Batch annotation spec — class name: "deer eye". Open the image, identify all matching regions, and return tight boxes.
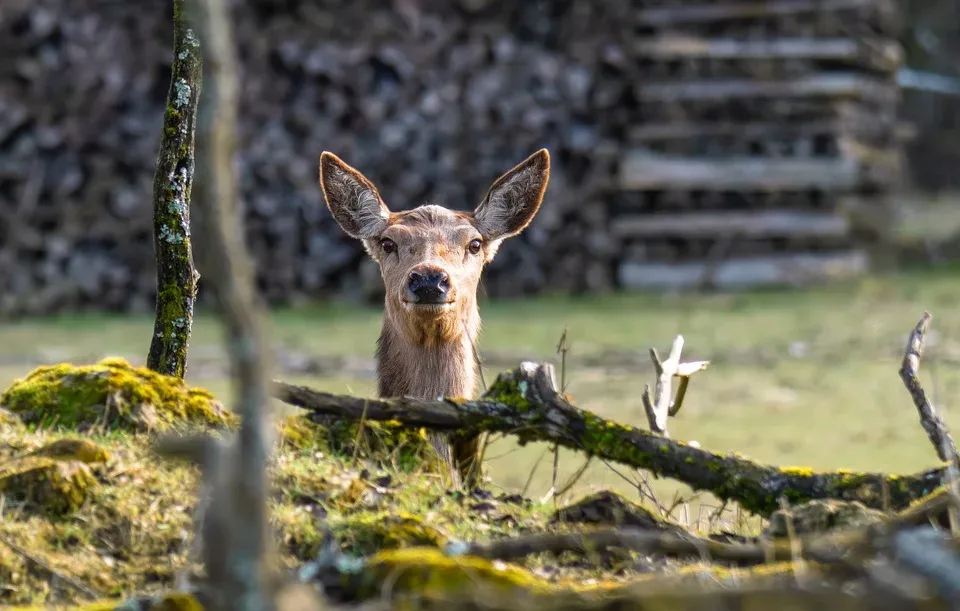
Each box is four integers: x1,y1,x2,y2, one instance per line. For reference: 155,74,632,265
381,238,396,254
467,239,482,255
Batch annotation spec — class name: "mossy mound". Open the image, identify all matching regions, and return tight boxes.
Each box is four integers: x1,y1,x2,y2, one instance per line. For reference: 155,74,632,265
763,499,886,537
550,490,687,535
357,547,554,602
14,438,112,464
335,511,449,556
0,358,237,433
0,457,99,517
278,413,439,471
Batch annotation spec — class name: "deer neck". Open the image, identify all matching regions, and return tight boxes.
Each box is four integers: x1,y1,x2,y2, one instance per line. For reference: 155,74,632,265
375,309,480,401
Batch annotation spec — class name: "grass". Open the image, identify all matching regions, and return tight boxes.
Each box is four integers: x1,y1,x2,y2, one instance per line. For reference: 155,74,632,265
2,266,960,605
4,266,960,499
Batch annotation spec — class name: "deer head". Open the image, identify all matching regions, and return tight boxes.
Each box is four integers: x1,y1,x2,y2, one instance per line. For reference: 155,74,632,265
319,150,550,350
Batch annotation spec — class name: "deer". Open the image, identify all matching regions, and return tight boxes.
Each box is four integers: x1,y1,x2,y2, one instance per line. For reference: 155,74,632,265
318,149,551,487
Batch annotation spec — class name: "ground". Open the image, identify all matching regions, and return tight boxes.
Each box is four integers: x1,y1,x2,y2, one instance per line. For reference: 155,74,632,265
1,263,959,606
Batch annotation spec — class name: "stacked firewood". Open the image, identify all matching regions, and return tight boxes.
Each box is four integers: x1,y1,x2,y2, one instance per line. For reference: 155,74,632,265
0,0,629,315
613,0,908,290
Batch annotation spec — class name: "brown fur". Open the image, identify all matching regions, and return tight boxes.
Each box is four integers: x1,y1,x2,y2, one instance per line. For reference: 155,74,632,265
318,149,551,483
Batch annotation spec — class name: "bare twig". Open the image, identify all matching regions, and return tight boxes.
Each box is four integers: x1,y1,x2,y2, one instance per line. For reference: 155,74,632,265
555,456,594,499
641,335,710,436
899,312,959,464
901,313,960,535
146,0,201,379
547,327,570,504
520,446,549,499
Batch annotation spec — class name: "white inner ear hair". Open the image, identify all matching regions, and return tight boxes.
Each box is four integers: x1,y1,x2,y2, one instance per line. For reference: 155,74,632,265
482,164,542,227
328,167,388,238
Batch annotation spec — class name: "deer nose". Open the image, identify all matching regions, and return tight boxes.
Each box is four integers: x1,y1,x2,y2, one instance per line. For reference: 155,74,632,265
408,269,450,304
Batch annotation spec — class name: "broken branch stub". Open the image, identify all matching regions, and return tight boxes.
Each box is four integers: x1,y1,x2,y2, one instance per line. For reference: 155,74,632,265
273,362,944,517
641,335,710,436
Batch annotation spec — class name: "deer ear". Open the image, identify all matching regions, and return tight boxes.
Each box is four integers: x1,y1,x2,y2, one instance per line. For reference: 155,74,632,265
319,152,391,239
473,149,550,240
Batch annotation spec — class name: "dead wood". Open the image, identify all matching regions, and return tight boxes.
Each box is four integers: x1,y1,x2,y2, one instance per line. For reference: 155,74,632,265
459,487,958,567
454,525,805,566
145,0,202,379
273,362,947,517
899,312,959,465
640,334,709,436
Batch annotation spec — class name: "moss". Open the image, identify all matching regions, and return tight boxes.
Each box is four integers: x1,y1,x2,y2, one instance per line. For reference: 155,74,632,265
148,593,204,611
279,414,435,471
358,547,553,601
0,358,236,433
165,106,183,122
0,457,98,517
335,511,449,556
779,466,815,477
355,547,813,605
11,593,204,611
0,407,21,426
483,375,533,413
14,438,111,464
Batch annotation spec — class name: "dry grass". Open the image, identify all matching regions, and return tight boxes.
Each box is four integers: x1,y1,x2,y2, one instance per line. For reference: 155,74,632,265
2,265,960,605
4,266,960,505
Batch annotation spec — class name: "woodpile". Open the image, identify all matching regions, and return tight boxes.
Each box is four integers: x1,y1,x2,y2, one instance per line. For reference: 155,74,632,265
0,0,912,314
0,0,629,315
613,0,909,290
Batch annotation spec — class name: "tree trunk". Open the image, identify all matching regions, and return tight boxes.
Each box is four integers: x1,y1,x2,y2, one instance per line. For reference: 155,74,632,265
147,0,202,378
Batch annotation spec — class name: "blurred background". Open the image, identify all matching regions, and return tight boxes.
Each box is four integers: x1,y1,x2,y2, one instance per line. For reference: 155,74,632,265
1,0,960,512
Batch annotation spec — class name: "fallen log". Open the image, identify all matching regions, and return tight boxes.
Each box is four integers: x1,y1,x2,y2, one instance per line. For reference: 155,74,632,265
272,362,946,517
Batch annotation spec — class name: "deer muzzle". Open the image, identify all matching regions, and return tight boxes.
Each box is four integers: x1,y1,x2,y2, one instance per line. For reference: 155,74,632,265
405,267,452,306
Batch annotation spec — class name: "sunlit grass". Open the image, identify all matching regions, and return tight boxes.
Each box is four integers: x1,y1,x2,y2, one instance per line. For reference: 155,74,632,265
3,265,960,506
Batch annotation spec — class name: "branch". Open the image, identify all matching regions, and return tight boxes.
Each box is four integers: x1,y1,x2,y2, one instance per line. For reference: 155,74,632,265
456,526,788,565
314,543,951,611
899,312,959,464
460,486,958,566
160,0,276,609
146,0,202,379
640,335,709,436
273,362,946,516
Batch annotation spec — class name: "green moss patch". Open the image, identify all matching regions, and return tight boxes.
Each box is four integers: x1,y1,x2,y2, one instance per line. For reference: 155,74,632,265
333,511,449,556
0,458,99,517
277,413,438,472
0,358,237,433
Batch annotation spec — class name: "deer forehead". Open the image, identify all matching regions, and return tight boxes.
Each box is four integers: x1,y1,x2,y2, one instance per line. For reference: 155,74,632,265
386,206,481,247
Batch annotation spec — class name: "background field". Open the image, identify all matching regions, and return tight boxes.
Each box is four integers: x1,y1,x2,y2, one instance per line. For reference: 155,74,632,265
5,260,959,525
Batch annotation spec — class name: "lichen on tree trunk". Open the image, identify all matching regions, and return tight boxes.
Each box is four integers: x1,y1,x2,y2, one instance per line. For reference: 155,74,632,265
147,0,202,379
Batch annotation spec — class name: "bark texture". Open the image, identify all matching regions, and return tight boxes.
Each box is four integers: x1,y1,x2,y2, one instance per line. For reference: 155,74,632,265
274,362,947,517
146,0,201,379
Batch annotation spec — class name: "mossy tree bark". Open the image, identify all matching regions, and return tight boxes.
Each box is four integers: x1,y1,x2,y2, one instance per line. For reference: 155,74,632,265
273,362,947,517
147,0,202,379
